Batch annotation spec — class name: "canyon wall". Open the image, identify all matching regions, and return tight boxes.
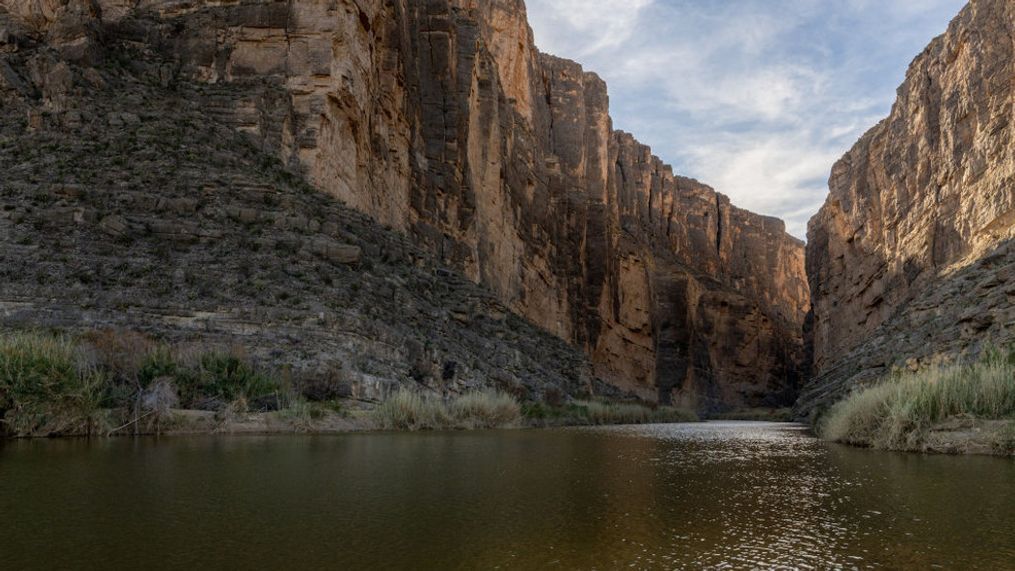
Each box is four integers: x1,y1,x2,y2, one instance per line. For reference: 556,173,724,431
799,0,1014,416
1,0,809,410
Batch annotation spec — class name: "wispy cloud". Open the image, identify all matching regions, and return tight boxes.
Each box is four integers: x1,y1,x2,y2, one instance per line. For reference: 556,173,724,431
526,0,655,57
525,0,966,238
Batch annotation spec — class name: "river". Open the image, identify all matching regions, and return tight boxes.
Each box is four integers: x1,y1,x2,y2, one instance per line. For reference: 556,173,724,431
1,422,1012,569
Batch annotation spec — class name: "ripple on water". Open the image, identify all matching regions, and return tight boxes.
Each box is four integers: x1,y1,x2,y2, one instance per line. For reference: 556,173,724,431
0,421,1011,569
576,421,1012,570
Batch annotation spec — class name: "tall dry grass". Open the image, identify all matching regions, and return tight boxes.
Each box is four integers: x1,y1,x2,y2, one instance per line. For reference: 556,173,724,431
522,399,698,426
821,347,1015,451
0,330,285,437
0,331,110,436
450,391,522,429
372,389,521,431
580,401,698,425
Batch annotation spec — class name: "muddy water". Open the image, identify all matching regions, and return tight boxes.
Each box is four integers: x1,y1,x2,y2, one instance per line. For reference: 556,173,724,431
1,422,1012,569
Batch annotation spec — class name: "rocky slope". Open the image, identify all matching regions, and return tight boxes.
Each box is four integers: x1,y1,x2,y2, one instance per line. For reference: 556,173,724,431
0,0,808,411
799,0,1014,417
0,4,622,405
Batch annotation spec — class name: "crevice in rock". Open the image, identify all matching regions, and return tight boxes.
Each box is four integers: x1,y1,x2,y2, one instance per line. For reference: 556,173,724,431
715,193,723,256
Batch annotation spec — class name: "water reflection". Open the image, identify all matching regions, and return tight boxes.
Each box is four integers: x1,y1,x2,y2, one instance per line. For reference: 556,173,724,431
1,422,1011,569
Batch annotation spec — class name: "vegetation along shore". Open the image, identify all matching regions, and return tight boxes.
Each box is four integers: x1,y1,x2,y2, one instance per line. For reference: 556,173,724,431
820,347,1015,456
0,329,698,438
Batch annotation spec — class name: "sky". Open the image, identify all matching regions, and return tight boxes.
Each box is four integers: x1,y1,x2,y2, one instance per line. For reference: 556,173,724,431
525,0,967,239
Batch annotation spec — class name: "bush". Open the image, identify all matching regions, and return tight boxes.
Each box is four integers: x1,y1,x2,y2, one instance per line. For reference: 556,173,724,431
189,353,278,405
135,348,278,411
0,331,110,437
822,347,1015,451
137,346,179,388
0,330,283,437
82,329,154,381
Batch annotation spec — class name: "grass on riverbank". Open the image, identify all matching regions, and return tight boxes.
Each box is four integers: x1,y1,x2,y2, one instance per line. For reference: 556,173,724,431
372,391,698,431
0,330,308,437
0,332,110,436
522,400,698,427
821,347,1015,453
372,390,521,430
2,330,699,437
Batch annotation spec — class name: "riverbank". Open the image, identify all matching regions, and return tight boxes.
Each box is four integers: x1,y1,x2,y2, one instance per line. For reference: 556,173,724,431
706,408,794,422
32,400,702,438
0,402,703,439
820,347,1015,456
0,330,698,439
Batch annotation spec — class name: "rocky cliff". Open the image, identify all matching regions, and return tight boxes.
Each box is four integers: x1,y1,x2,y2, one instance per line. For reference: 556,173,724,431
799,0,1014,416
0,3,621,405
0,0,808,411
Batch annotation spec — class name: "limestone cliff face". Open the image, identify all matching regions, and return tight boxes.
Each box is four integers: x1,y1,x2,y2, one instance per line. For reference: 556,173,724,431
2,0,808,410
799,0,1014,416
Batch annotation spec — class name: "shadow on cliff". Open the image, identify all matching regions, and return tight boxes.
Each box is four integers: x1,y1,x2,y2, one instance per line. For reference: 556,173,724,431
648,245,805,413
796,235,1014,420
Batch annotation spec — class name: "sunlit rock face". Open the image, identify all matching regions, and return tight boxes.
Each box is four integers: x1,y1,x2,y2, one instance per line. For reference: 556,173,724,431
799,0,1014,417
0,0,809,411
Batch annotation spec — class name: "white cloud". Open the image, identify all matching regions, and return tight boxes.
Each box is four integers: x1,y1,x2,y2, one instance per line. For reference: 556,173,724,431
525,0,967,239
679,132,841,237
526,0,655,57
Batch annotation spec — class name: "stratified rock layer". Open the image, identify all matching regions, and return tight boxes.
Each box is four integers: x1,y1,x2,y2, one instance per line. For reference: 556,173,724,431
0,0,809,411
799,0,1014,416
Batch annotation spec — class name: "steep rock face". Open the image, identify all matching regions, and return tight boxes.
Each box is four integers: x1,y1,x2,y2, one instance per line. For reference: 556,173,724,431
1,0,809,410
799,0,1014,416
0,20,616,404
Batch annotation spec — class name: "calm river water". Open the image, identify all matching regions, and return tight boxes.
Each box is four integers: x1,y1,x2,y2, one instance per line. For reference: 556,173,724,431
1,422,1012,569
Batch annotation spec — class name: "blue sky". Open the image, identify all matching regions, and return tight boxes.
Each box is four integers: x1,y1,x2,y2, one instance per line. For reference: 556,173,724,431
525,0,967,238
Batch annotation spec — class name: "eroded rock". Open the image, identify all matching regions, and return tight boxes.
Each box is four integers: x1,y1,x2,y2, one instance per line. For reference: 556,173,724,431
0,0,811,411
799,0,1014,418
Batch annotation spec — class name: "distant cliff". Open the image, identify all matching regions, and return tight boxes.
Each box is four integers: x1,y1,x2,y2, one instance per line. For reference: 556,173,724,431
0,0,809,411
799,0,1014,416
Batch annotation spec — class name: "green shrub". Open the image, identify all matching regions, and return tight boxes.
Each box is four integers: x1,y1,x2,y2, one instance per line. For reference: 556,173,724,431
137,346,178,388
0,332,110,437
520,402,554,420
137,350,278,411
192,353,277,404
822,348,1015,450
583,401,646,425
0,330,283,435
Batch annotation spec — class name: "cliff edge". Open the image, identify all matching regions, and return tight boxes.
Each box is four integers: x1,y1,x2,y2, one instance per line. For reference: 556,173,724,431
799,0,1014,417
